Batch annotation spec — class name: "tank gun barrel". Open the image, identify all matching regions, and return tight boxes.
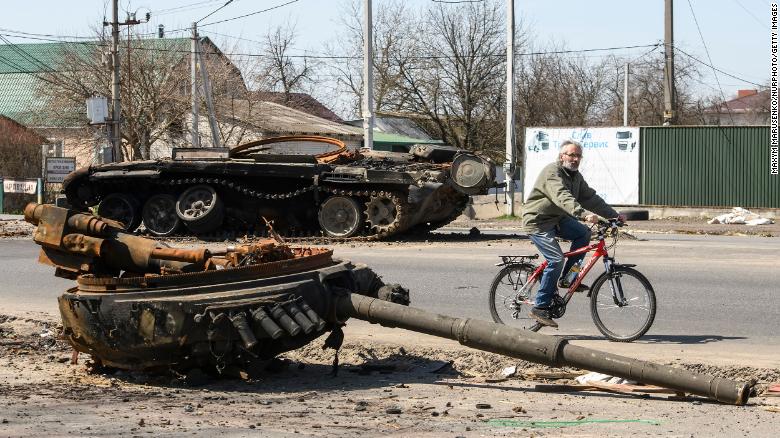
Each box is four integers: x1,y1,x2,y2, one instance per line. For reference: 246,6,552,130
338,293,750,405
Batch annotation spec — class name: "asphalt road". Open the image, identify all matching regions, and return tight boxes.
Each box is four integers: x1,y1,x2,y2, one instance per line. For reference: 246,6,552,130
1,232,778,366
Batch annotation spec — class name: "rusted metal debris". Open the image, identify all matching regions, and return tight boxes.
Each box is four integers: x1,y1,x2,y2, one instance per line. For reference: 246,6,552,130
27,202,752,405
26,202,406,373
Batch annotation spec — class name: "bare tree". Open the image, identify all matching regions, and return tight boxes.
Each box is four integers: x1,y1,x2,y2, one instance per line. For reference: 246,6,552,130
515,47,611,126
599,51,707,126
255,23,317,101
326,0,417,118
393,0,508,153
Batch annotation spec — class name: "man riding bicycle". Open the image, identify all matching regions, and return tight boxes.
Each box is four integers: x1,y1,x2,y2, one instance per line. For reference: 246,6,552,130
522,140,625,328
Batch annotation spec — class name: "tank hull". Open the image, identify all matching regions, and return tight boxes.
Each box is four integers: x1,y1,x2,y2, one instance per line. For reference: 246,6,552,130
63,137,495,239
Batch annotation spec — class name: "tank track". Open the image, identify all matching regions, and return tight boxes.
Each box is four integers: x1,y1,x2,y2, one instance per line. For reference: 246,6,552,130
136,178,415,242
160,177,318,200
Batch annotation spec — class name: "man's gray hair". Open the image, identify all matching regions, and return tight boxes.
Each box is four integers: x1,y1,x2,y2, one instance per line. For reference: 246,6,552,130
559,139,582,151
557,140,582,166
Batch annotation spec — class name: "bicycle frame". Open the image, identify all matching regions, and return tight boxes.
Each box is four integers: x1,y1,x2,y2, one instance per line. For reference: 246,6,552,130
527,234,614,306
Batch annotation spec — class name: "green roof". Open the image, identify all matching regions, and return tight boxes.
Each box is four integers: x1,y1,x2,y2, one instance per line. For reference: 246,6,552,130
0,38,192,127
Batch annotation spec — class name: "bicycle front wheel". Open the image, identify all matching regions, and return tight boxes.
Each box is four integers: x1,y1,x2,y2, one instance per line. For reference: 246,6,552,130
488,264,542,331
589,266,656,342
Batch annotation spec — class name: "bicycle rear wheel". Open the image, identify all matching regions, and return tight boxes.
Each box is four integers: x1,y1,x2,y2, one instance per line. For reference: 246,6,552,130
488,264,542,331
589,266,656,342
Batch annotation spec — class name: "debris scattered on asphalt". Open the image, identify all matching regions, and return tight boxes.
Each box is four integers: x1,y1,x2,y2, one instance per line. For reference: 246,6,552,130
486,418,662,429
708,207,774,226
524,370,584,380
385,406,402,414
576,371,636,385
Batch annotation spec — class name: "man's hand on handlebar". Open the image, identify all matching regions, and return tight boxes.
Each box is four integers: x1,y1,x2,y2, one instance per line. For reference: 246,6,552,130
586,214,627,227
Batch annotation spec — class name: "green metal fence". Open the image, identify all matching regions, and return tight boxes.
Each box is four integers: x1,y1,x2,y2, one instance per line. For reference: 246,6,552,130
639,126,778,208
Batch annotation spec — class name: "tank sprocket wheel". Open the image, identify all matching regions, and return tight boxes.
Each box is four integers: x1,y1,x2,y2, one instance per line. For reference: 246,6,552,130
364,193,402,233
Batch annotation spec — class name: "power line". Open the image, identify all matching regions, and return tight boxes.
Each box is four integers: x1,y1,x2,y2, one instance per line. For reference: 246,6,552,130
674,47,763,87
153,0,225,15
128,0,301,37
0,27,94,40
686,0,734,125
0,33,662,62
731,0,769,30
0,35,56,74
199,0,300,27
197,0,235,24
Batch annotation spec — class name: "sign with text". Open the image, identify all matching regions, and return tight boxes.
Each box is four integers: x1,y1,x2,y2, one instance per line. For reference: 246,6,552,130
523,127,640,205
3,178,38,194
46,157,76,183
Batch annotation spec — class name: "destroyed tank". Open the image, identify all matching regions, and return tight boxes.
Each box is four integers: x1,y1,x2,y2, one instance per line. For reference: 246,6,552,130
26,202,752,405
62,136,496,239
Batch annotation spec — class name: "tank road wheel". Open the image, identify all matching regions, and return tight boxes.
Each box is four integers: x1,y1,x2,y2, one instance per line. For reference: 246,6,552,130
365,194,400,234
142,194,181,237
175,185,225,234
318,196,363,238
97,193,141,232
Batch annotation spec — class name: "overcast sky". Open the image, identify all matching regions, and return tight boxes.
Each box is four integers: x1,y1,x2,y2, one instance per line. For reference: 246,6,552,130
0,0,769,101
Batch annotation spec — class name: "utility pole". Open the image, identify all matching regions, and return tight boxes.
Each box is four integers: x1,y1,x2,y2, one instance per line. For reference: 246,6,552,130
110,0,122,161
104,1,142,162
623,63,629,126
362,0,374,150
663,0,676,125
504,0,516,216
191,23,200,148
197,43,221,148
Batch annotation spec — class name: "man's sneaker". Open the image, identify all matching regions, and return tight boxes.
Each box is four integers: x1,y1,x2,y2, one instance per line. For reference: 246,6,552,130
529,307,558,328
558,279,589,292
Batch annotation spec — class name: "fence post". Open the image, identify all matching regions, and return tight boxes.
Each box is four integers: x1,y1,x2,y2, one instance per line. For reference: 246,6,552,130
0,177,4,214
37,178,43,205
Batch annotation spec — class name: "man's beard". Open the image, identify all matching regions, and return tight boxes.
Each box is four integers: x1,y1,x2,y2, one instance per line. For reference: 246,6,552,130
562,161,579,171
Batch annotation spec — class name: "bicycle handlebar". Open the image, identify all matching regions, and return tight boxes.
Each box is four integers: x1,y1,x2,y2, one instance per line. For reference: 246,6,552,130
596,218,625,234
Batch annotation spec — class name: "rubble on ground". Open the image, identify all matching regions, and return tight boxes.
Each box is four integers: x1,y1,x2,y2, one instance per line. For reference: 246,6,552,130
708,207,775,226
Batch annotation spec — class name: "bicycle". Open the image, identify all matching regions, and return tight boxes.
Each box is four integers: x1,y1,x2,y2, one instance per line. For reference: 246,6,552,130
488,219,656,342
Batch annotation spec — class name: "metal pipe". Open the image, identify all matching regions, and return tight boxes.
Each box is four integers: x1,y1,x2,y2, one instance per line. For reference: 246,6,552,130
338,294,750,405
150,247,210,265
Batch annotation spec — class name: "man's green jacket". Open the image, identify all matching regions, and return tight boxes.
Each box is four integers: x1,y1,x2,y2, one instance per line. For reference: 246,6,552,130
521,162,619,233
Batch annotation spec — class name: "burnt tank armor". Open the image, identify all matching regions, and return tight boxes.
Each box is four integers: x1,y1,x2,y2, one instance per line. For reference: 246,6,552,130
63,136,496,240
